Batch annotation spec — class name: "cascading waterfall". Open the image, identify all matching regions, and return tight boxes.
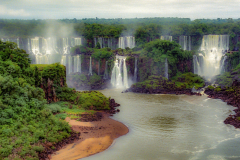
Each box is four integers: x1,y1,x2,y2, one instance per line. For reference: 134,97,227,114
27,38,31,52
220,55,228,73
118,37,125,49
118,36,135,49
31,37,51,64
123,59,129,88
89,56,92,76
35,55,49,64
73,55,81,73
133,57,138,82
194,35,229,79
61,55,67,66
189,36,191,51
68,56,72,74
104,61,108,79
160,36,172,41
63,38,69,54
16,38,19,47
72,37,82,46
111,56,129,88
179,36,191,50
164,58,169,79
31,37,40,55
193,55,201,75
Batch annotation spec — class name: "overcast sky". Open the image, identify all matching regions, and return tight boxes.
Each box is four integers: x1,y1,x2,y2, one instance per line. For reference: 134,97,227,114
0,0,239,20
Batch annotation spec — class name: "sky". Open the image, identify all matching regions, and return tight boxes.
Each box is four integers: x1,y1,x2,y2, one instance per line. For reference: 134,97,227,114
0,0,240,20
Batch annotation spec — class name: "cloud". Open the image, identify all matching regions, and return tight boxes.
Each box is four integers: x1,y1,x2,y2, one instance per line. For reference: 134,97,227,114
0,5,30,17
0,0,240,19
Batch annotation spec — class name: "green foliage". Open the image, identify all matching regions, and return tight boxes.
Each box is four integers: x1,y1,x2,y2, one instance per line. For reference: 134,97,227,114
92,48,113,60
215,71,234,87
55,113,67,120
131,72,204,91
171,72,205,89
78,91,110,110
89,73,102,85
214,87,222,92
0,40,72,159
207,85,215,90
135,39,193,81
30,63,66,87
45,104,62,113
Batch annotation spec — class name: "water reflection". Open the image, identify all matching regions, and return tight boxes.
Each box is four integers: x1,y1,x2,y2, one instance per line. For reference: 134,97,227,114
149,116,177,131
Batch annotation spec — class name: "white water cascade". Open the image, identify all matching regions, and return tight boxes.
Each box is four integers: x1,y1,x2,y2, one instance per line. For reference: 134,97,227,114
31,37,40,55
31,37,50,64
42,37,58,55
61,55,67,66
68,56,72,74
118,36,135,49
194,35,229,79
123,59,129,88
62,38,70,54
193,55,201,75
89,57,92,76
179,36,191,50
164,58,169,79
220,55,228,73
133,57,138,82
71,37,83,46
94,37,116,49
73,55,81,73
160,36,172,41
111,56,129,88
104,61,108,79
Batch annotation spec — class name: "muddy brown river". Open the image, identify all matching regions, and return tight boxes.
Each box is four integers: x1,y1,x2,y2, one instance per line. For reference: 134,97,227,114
81,89,240,160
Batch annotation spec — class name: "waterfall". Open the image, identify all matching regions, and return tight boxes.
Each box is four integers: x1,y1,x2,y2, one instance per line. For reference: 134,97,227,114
123,58,129,88
63,38,69,54
73,55,81,73
161,36,172,41
27,38,31,53
73,37,82,46
118,37,125,49
16,38,19,47
193,55,201,75
179,36,191,50
35,55,49,64
31,37,40,55
164,58,169,79
111,56,129,88
61,55,67,66
220,55,228,73
89,56,92,76
104,61,108,79
196,35,229,79
42,37,58,55
118,36,135,49
68,56,72,74
133,57,138,82
79,55,82,73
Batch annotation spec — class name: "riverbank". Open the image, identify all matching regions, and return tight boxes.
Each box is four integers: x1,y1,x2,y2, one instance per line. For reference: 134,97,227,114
204,84,240,128
49,112,128,160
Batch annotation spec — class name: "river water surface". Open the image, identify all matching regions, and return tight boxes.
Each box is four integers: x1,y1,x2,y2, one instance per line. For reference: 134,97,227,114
82,89,240,160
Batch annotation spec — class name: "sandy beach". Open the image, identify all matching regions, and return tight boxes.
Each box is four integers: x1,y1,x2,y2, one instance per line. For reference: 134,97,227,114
50,113,129,160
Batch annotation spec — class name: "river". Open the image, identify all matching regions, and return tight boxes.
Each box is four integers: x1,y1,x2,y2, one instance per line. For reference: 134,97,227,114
82,89,240,160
